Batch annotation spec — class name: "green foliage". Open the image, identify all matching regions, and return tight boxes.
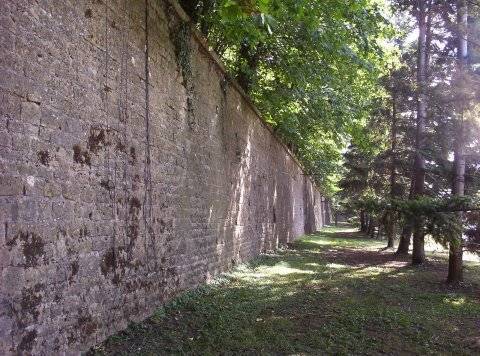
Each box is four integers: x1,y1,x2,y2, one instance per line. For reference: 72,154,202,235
181,0,395,194
358,195,480,248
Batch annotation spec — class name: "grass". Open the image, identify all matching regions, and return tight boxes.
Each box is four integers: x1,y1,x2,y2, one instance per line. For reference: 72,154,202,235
91,226,480,355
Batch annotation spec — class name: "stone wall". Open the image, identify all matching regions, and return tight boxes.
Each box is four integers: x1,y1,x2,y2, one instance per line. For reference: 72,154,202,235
0,0,326,353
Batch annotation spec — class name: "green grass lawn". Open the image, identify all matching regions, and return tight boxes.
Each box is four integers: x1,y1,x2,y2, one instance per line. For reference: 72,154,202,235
91,226,480,355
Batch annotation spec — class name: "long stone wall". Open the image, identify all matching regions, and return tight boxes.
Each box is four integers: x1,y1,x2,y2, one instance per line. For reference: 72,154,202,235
0,0,326,353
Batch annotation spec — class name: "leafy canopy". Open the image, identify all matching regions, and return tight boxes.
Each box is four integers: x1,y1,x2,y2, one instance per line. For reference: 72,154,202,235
181,0,395,194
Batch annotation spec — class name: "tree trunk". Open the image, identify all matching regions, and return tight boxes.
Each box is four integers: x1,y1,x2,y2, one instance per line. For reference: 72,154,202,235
397,162,416,255
386,88,398,249
411,0,430,266
368,218,376,239
447,0,468,284
412,219,425,265
396,224,412,255
377,224,383,240
385,214,395,248
360,210,367,232
448,242,463,283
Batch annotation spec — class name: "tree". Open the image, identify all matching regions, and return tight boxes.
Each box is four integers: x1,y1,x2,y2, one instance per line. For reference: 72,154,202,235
447,0,468,284
410,0,433,265
384,65,413,248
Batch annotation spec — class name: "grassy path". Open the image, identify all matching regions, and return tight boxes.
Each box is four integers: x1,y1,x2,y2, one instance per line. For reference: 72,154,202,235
92,226,480,355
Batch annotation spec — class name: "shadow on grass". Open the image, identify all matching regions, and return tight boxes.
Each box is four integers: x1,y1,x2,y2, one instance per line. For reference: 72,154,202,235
92,226,480,355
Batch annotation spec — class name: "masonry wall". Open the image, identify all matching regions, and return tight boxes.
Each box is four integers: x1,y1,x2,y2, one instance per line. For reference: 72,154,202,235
0,0,326,353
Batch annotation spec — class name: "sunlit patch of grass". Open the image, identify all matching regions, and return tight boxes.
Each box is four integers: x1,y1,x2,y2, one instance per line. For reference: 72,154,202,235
91,225,480,356
256,261,315,276
444,295,466,306
325,262,348,269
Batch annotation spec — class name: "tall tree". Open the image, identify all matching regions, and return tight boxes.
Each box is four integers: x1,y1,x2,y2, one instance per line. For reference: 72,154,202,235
411,0,432,265
384,67,410,248
447,0,468,284
385,96,398,248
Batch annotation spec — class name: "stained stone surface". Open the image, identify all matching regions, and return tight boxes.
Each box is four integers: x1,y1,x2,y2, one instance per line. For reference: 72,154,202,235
0,0,327,353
